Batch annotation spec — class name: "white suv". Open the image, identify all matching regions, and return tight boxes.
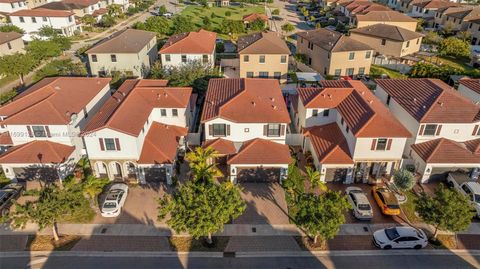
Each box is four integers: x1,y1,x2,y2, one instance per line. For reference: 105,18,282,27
373,226,428,250
345,187,373,220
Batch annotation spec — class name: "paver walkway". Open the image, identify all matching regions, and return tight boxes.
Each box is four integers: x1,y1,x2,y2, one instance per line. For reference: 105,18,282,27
72,235,171,251
225,236,301,252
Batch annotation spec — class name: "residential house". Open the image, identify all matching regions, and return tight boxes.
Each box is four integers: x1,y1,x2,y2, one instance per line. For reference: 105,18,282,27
207,0,229,6
354,10,418,31
338,0,391,18
458,79,480,103
350,24,424,58
0,0,27,15
467,19,480,45
159,29,216,69
291,80,410,183
297,28,373,77
86,29,157,78
0,31,24,56
375,78,480,182
37,0,103,18
9,8,79,40
82,79,195,184
237,31,290,82
242,13,268,28
433,5,480,31
201,78,291,183
103,0,129,10
0,77,112,181
410,0,459,22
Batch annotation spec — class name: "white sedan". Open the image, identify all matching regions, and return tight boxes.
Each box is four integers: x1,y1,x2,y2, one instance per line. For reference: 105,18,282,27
373,226,428,250
345,187,373,220
100,184,128,217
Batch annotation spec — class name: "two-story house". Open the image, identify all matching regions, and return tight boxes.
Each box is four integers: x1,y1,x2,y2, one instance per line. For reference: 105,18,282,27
9,8,80,40
237,31,290,83
297,28,373,77
82,79,195,185
0,31,24,56
350,24,424,58
354,10,418,31
338,0,391,18
159,29,216,69
201,78,291,183
458,79,480,103
38,0,103,18
433,5,480,31
0,0,27,15
410,0,459,23
375,78,480,182
86,29,157,78
0,77,112,182
293,80,411,184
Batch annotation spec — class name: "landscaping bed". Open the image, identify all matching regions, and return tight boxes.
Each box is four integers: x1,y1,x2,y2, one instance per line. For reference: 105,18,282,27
168,236,229,252
26,235,81,251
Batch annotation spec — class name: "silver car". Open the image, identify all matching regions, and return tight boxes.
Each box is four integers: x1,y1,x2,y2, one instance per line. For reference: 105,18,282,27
100,183,128,217
345,187,373,220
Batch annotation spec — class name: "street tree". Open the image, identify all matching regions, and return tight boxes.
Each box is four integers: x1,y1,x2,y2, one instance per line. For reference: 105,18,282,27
26,39,62,61
423,31,443,45
107,4,123,17
158,5,168,14
438,37,470,58
305,166,326,192
38,26,58,37
0,53,37,84
81,175,110,205
143,16,170,35
0,25,24,34
218,19,245,35
100,15,116,27
186,146,222,183
416,184,475,239
158,181,246,244
282,162,305,204
281,23,295,34
171,15,196,34
393,169,416,192
81,15,97,27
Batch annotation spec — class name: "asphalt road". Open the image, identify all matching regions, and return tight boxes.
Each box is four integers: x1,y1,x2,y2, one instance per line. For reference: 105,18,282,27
2,251,480,269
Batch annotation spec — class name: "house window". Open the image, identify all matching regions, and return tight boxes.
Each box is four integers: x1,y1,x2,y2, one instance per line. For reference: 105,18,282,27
181,55,187,63
259,71,268,78
68,16,72,22
358,67,365,75
19,17,24,23
312,109,318,117
375,138,388,151
280,55,287,63
43,17,47,22
416,38,420,44
91,54,97,62
267,124,280,137
423,124,437,136
346,68,354,76
10,3,14,8
212,124,226,137
348,52,355,60
165,54,171,62
334,69,341,76
323,109,329,117
31,17,36,23
259,55,265,63
406,41,410,48
160,109,167,117
172,109,178,117
366,51,371,59
246,72,254,78
104,138,117,151
32,126,46,137
381,39,386,45
202,54,208,63
386,95,391,105
274,72,281,79
110,54,117,62
341,118,344,125
7,42,11,50
243,55,249,62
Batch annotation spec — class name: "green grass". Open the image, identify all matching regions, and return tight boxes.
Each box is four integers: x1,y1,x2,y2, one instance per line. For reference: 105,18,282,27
400,191,422,224
431,56,475,72
0,74,17,88
370,65,407,79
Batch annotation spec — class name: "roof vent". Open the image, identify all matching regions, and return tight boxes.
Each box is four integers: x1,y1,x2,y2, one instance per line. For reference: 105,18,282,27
251,101,256,106
54,86,61,90
369,100,373,104
361,91,365,95
413,97,417,102
120,91,126,97
270,97,275,102
272,105,277,109
438,102,444,107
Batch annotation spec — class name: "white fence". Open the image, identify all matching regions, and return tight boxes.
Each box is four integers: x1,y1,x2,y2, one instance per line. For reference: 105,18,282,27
286,133,303,146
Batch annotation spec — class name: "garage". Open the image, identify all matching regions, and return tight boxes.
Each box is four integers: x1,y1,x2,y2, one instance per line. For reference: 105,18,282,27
13,167,58,182
429,167,471,181
144,167,167,183
237,167,281,183
324,168,348,182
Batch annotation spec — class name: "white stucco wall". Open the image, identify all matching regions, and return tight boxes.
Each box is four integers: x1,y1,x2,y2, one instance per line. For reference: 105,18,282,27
204,118,287,143
10,14,78,37
160,53,215,68
0,1,27,13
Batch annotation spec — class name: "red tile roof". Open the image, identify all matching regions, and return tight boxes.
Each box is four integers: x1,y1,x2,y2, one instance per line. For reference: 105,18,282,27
0,140,74,164
137,123,187,164
304,123,353,164
243,13,268,22
376,78,480,123
227,138,291,165
159,29,216,54
0,132,12,145
411,138,480,164
459,79,480,95
201,78,291,124
465,138,480,155
92,7,107,16
0,77,111,125
203,138,237,155
298,87,353,108
10,8,74,17
83,79,191,137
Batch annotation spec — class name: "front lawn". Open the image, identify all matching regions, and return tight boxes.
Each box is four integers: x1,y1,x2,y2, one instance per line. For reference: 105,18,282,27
400,191,422,224
370,65,408,79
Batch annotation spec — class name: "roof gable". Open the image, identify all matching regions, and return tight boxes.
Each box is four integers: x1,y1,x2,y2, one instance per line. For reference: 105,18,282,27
227,138,291,164
412,138,480,164
159,29,216,54
304,123,353,164
237,31,290,54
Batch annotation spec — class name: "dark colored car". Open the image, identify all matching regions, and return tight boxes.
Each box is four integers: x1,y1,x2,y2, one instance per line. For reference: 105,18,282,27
0,183,24,216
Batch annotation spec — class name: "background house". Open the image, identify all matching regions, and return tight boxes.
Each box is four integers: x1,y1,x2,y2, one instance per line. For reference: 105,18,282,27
0,31,24,56
354,10,418,31
458,79,480,103
38,0,103,18
0,0,27,14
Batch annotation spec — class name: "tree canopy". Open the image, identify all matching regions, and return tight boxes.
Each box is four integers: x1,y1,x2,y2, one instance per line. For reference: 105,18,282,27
218,19,245,35
393,169,416,192
249,18,266,31
281,23,295,34
438,37,470,58
0,53,37,84
171,15,197,34
0,25,24,34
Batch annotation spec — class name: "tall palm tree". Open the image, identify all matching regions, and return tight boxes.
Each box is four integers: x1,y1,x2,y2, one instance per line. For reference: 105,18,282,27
305,166,327,192
186,147,222,183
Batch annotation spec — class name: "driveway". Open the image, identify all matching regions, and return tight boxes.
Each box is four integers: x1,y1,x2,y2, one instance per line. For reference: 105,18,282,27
234,183,290,225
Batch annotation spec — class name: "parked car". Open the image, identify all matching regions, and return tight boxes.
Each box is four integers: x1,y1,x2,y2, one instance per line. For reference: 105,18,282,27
0,183,24,216
100,183,128,217
162,12,173,18
345,187,373,220
447,172,480,218
373,226,428,249
372,186,401,216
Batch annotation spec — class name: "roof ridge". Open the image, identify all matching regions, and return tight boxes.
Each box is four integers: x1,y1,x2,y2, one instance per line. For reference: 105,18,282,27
425,138,445,162
419,79,447,122
217,79,247,116
227,138,262,163
46,141,64,162
103,80,141,128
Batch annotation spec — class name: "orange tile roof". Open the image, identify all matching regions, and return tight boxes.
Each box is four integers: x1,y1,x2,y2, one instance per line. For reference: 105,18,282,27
137,123,187,164
297,87,353,108
411,138,480,164
0,140,74,164
0,132,12,145
203,138,237,155
304,123,353,164
83,79,191,136
92,8,107,16
243,13,268,22
201,78,290,124
0,77,111,125
227,138,291,165
376,78,480,123
159,29,216,54
10,8,74,17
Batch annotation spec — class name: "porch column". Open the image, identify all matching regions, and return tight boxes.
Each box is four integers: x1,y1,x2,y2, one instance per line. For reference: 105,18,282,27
345,167,353,184
138,167,146,184
166,165,173,185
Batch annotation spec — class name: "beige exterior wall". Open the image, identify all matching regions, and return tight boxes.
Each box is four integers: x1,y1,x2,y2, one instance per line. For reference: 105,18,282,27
238,53,289,83
356,20,417,32
0,37,24,56
350,33,422,58
469,22,480,45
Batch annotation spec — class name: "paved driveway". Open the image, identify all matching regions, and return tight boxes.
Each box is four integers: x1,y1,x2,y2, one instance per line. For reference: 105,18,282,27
234,183,290,225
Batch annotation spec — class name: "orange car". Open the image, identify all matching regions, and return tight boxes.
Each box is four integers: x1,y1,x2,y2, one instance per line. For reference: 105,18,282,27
372,186,401,216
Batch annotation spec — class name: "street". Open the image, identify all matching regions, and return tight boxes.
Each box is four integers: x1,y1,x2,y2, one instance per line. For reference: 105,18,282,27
1,250,479,269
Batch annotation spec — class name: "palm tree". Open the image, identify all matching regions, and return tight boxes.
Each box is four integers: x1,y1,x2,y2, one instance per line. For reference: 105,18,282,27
186,147,222,183
305,166,327,192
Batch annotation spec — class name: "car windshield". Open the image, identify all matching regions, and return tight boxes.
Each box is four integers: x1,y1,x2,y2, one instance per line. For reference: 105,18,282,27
106,190,123,201
103,202,117,208
358,204,371,211
475,194,480,203
387,204,400,209
384,228,399,241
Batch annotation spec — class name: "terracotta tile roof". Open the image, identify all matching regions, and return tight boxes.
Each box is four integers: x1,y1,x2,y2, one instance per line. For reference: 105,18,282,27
376,78,480,123
63,0,99,6
0,140,74,164
0,0,24,3
0,132,12,145
459,79,480,95
465,138,480,155
237,31,290,54
298,80,411,138
92,7,107,16
356,10,417,22
412,0,459,9
203,138,237,155
227,138,291,165
137,123,187,164
83,79,191,136
304,123,353,164
86,29,156,54
10,8,74,17
38,1,90,10
159,29,216,54
350,24,424,42
0,32,22,45
297,28,372,53
446,6,480,21
243,13,268,22
411,138,480,164
201,78,290,124
0,77,111,125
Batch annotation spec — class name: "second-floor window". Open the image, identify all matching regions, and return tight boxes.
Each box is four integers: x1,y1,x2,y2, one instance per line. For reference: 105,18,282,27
246,72,254,78
243,55,249,62
181,55,187,63
31,126,47,137
31,17,36,23
381,39,386,46
374,138,388,151
19,17,24,23
267,124,280,137
366,51,371,59
406,41,410,48
91,54,97,62
160,109,167,117
7,42,11,50
102,138,120,151
312,109,318,117
259,55,265,63
43,16,47,22
202,54,208,63
423,124,438,136
172,109,178,117
280,55,287,63
348,52,355,60
165,54,171,62
110,54,117,62
323,109,329,117
212,124,226,137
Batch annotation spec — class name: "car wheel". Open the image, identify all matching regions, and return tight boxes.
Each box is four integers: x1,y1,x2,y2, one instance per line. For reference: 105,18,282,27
413,245,422,250
383,245,392,250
